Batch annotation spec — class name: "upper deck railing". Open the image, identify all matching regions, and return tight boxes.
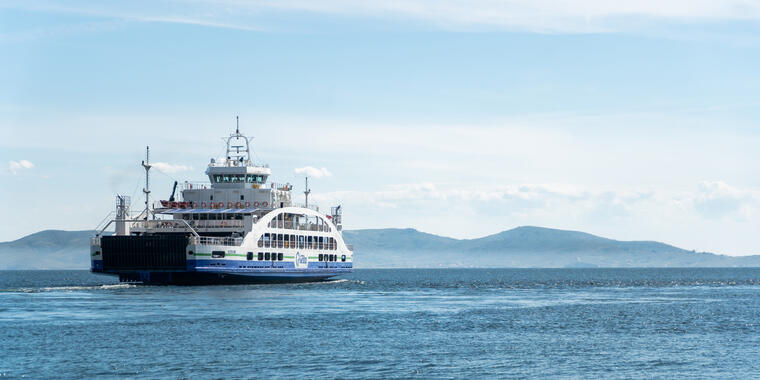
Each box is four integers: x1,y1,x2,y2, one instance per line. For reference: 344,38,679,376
180,182,211,191
294,204,320,212
179,181,290,192
190,236,243,246
130,219,244,230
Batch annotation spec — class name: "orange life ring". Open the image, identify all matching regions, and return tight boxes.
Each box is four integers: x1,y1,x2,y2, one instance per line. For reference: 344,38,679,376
262,201,268,208
245,202,251,207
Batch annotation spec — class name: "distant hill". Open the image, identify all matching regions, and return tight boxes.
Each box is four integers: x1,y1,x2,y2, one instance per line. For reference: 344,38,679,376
343,227,760,268
0,230,103,269
1,227,759,269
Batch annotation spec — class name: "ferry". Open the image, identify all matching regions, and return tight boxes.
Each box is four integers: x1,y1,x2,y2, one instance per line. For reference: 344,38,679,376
89,121,353,285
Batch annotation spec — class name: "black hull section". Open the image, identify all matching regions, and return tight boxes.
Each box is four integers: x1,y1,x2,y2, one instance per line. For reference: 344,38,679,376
102,235,188,271
102,271,339,285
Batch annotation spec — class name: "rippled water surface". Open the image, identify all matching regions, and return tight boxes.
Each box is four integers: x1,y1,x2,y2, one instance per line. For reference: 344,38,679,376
1,268,759,378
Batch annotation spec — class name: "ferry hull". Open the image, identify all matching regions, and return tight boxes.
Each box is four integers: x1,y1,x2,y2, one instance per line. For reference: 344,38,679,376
94,268,347,285
137,271,340,285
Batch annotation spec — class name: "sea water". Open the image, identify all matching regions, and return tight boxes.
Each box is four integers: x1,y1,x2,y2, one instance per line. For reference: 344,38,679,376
1,268,759,378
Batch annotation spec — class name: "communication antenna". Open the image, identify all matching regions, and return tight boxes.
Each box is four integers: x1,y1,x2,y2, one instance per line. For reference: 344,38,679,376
304,177,311,207
141,146,152,220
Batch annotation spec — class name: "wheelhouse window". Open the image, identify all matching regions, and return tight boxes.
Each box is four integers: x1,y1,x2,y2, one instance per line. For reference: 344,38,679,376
245,175,266,184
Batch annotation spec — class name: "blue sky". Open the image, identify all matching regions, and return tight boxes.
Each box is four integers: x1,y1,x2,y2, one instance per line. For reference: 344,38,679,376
2,1,760,255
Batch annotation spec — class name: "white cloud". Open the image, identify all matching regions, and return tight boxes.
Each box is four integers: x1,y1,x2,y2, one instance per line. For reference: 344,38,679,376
152,162,193,174
5,0,760,34
8,160,34,174
294,166,332,178
255,0,760,32
692,180,757,220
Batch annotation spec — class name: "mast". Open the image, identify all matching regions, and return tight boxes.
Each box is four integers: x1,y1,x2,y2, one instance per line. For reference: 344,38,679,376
141,146,152,220
304,177,311,207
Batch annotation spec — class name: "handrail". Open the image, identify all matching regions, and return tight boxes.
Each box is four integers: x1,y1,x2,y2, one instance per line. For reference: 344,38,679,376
96,218,205,237
180,182,211,190
294,204,320,212
129,219,243,232
190,236,243,246
96,220,114,237
179,219,200,237
93,211,115,233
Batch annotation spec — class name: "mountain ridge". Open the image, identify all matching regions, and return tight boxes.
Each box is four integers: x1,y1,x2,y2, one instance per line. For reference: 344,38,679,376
2,227,758,269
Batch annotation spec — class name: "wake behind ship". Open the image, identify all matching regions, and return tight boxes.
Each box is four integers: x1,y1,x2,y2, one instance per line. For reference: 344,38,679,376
90,122,353,285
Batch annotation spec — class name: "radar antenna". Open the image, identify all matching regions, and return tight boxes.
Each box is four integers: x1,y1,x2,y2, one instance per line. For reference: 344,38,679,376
225,116,252,163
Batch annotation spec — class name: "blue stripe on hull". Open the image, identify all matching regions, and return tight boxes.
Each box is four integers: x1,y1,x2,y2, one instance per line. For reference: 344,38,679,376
91,259,352,285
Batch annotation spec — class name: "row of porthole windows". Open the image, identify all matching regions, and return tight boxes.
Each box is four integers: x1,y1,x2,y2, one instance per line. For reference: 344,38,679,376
320,254,346,262
258,233,337,250
245,252,284,261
